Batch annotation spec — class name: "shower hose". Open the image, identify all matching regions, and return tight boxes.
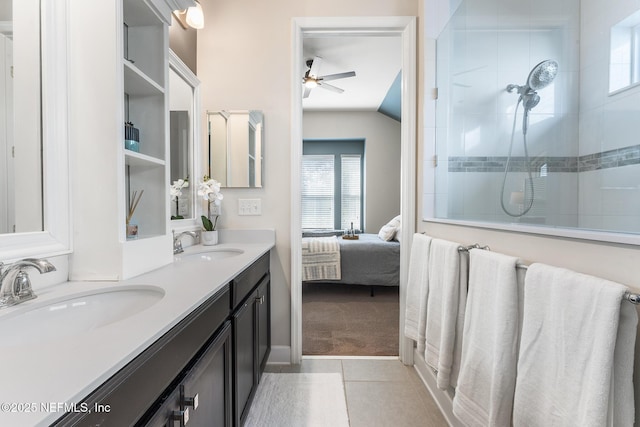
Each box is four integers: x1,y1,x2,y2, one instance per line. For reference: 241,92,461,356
500,97,535,217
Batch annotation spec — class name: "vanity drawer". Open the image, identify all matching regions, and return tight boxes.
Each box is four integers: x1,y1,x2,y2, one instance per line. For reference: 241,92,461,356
231,252,269,310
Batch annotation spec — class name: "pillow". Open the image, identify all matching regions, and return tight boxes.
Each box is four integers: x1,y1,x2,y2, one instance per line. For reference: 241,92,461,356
378,215,401,241
394,224,402,242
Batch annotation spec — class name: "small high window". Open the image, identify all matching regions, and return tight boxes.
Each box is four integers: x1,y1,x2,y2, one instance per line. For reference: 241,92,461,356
609,11,640,94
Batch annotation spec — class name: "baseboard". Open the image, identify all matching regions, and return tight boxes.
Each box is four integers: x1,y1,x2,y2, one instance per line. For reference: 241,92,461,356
267,345,291,365
412,349,465,427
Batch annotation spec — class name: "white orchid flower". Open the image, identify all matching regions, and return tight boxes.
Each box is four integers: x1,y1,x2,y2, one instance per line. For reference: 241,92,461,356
170,179,189,200
198,177,223,202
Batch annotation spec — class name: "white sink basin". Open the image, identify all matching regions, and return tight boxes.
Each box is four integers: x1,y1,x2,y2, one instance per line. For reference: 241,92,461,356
0,286,165,347
175,247,244,262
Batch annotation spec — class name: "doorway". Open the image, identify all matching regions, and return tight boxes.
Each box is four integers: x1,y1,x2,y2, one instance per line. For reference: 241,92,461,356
290,17,417,365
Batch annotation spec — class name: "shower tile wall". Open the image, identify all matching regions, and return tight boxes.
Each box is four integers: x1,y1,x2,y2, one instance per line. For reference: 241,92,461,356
434,0,581,225
431,0,640,233
578,0,640,231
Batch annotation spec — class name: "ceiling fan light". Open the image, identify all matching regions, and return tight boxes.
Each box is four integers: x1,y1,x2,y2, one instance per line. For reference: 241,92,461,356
186,1,204,29
304,78,318,88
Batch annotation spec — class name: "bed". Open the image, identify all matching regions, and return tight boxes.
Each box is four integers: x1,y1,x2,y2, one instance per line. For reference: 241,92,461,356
301,233,400,288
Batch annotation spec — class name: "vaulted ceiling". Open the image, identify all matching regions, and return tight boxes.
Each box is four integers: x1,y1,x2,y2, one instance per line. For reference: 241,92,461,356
302,36,402,120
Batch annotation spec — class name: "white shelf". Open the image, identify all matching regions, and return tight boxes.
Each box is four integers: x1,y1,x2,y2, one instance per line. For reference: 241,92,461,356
125,150,166,168
124,60,164,96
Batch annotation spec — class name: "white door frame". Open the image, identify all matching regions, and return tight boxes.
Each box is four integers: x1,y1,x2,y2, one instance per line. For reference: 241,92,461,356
290,16,417,365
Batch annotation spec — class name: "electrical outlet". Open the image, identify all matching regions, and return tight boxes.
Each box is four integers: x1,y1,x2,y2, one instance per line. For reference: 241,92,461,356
238,199,261,215
209,203,221,216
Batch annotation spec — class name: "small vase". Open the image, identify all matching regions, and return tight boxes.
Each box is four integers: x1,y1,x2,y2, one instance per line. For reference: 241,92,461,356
201,230,218,246
126,223,138,239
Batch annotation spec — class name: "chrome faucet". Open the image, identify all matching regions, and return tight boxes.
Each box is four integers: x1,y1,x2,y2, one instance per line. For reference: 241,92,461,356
173,231,199,254
0,258,56,309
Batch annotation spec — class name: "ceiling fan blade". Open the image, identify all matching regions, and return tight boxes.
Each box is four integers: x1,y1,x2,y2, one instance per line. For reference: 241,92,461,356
318,82,344,94
309,56,322,78
303,86,312,98
320,71,356,82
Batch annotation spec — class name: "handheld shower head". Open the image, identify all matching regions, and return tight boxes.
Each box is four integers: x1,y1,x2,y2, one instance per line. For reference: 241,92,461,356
527,60,558,91
506,59,559,96
506,59,558,134
522,93,540,111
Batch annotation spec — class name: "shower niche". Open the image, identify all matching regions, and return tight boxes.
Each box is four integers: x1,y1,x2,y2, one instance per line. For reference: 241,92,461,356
429,0,640,244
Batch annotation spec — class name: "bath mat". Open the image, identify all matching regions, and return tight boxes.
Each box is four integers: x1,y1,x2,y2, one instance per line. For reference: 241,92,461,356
244,373,350,427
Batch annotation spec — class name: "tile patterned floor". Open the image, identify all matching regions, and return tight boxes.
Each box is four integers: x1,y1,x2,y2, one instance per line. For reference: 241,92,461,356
265,358,448,427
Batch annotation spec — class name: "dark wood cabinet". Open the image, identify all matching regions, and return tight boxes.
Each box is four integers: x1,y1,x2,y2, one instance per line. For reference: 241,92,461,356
53,251,271,427
231,253,271,427
232,291,258,427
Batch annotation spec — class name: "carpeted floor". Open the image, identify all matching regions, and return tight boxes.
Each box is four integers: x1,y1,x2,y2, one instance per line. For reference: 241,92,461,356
302,283,399,356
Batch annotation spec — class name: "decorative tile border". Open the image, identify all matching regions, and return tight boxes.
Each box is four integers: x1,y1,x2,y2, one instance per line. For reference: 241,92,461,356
448,144,640,173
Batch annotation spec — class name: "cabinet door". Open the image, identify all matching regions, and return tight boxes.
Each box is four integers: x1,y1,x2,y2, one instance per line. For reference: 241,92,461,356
232,291,257,427
181,321,232,427
256,275,271,376
142,322,232,427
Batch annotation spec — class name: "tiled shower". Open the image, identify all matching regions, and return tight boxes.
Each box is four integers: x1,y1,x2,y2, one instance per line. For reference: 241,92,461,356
432,0,640,235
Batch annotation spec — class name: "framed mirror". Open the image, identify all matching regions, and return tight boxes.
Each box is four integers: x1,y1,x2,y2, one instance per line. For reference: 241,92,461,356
0,0,71,261
207,110,264,188
169,50,201,224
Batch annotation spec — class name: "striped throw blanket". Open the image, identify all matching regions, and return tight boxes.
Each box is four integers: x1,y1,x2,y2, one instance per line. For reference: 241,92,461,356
302,236,341,281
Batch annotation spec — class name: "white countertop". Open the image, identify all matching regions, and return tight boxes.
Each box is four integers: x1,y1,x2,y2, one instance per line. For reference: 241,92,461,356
0,230,274,426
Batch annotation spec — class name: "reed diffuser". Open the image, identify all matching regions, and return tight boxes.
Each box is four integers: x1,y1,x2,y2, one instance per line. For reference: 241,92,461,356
126,189,144,239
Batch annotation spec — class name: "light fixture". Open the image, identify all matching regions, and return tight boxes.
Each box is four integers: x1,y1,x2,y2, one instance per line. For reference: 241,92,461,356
173,1,205,30
185,1,204,29
303,77,318,88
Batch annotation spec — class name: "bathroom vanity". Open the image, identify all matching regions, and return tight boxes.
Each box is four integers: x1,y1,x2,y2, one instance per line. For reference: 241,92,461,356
0,233,274,427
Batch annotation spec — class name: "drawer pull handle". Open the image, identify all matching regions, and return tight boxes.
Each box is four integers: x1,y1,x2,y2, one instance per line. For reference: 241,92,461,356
255,295,265,305
172,408,189,426
183,393,199,410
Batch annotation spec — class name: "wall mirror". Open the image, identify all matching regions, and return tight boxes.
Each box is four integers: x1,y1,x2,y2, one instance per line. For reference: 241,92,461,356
0,0,42,235
208,110,264,188
169,50,200,224
0,0,70,261
430,0,640,244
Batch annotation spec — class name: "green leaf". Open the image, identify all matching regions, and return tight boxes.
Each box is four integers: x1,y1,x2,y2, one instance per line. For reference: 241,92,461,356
201,215,214,231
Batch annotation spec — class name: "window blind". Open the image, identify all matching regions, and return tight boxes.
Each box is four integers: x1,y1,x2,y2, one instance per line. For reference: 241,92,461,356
341,155,361,230
301,155,334,229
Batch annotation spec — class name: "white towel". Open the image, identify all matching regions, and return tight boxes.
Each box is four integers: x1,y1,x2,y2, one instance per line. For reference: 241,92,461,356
301,236,341,281
404,233,431,353
513,263,638,427
452,249,520,427
425,238,467,390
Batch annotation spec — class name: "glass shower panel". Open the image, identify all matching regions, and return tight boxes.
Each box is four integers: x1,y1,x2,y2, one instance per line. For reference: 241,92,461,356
435,0,580,228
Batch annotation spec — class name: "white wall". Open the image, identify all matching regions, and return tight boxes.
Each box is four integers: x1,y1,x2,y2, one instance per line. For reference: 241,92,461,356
197,0,418,350
303,111,401,233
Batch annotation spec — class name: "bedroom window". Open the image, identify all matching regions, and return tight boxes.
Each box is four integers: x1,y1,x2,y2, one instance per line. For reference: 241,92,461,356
302,154,335,229
302,139,364,231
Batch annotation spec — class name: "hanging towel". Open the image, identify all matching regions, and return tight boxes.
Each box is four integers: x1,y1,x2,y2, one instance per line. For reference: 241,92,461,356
404,233,431,353
452,249,520,427
425,238,467,390
512,263,638,427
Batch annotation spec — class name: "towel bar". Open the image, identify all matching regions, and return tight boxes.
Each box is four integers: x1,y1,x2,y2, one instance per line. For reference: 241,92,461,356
457,243,490,252
417,234,640,304
516,263,640,305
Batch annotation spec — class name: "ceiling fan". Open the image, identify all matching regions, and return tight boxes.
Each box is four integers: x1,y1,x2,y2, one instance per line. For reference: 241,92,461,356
302,56,356,98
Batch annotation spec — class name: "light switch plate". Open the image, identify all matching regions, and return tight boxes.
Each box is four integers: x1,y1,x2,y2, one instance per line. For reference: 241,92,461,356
239,198,261,215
